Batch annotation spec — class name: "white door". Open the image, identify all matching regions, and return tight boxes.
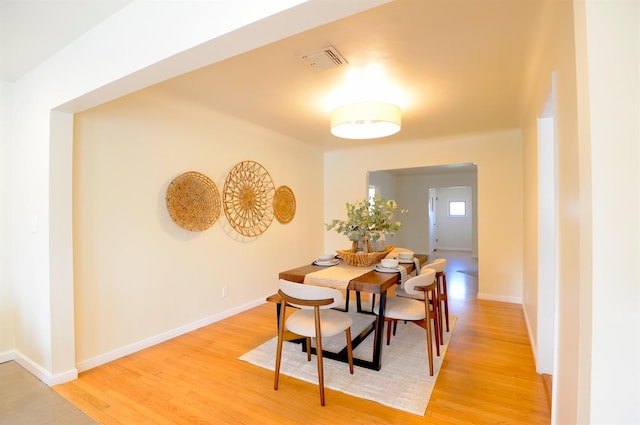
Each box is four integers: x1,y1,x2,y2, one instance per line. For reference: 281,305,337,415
428,188,437,253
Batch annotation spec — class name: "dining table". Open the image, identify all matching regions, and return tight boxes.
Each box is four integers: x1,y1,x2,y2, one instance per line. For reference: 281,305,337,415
271,253,428,371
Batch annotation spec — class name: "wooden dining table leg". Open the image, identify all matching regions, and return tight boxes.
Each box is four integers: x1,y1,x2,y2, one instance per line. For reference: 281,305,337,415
371,290,387,371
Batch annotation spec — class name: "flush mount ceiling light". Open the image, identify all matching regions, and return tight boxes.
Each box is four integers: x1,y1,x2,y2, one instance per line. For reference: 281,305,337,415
330,102,401,139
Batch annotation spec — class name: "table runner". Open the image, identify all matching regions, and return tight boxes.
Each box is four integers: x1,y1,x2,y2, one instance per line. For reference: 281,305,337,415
303,263,374,289
396,265,409,284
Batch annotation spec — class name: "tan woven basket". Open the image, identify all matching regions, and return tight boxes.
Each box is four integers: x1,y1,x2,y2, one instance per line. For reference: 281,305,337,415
166,171,221,232
337,245,395,267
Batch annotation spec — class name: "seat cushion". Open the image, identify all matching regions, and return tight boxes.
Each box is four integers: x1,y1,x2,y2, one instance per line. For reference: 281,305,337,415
376,296,425,321
286,309,353,338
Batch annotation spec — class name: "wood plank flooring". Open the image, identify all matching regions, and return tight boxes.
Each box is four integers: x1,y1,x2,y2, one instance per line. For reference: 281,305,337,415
54,251,550,424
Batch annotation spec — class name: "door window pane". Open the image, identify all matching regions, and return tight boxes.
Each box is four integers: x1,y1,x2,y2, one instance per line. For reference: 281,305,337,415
449,201,466,216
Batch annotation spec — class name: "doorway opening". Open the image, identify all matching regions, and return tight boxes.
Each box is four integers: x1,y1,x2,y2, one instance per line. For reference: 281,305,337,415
429,186,473,254
367,163,477,257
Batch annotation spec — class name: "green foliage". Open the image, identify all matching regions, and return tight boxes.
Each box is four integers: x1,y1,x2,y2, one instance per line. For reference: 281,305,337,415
325,195,408,241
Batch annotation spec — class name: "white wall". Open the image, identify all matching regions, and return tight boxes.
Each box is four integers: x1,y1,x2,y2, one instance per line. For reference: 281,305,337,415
577,1,639,422
0,80,13,357
325,130,523,303
72,85,323,368
367,170,400,247
521,0,639,422
520,1,582,421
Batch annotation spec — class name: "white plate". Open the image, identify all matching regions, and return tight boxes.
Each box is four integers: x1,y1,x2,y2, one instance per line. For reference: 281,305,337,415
375,265,400,273
313,259,339,266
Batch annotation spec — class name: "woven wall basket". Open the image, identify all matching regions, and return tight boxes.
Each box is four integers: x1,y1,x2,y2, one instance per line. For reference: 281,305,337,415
273,185,296,224
166,171,221,232
223,160,275,237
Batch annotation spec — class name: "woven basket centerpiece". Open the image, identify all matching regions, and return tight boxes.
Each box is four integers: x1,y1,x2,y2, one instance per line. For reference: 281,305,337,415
337,245,395,267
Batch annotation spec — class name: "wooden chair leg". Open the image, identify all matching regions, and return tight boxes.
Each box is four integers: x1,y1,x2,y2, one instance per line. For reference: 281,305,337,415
345,328,354,374
442,274,450,332
424,317,434,376
431,273,443,346
430,288,441,357
274,302,286,390
305,337,312,361
386,318,393,345
433,299,442,350
313,307,325,406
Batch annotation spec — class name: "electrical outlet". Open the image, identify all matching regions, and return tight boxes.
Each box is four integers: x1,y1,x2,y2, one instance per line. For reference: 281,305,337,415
222,287,228,297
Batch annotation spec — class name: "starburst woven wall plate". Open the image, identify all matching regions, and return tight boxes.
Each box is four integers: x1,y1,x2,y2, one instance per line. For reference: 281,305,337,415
166,171,221,232
222,160,275,237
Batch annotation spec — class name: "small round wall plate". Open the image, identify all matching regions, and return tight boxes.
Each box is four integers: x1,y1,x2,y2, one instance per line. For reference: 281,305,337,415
273,185,296,224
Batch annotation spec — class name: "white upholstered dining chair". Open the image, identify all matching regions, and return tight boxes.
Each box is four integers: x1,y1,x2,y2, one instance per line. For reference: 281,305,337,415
374,268,440,375
274,279,354,406
396,258,447,346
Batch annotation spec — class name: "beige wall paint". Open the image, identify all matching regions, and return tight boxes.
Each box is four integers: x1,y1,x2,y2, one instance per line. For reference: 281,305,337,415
73,86,324,366
575,1,639,423
520,0,584,422
520,0,640,422
324,129,523,302
0,81,13,356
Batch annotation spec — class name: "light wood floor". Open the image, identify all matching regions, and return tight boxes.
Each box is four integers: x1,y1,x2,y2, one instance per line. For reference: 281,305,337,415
54,251,551,424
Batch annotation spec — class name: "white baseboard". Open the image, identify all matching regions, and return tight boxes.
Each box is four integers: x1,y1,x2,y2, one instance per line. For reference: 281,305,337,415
76,297,267,373
1,349,78,386
0,350,15,363
45,361,78,386
477,292,522,304
521,303,540,370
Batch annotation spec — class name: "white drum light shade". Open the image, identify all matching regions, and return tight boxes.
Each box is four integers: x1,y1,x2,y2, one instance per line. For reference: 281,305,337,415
330,102,401,139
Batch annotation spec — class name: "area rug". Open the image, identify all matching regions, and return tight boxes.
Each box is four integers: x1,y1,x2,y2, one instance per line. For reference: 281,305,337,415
239,311,456,415
457,269,478,277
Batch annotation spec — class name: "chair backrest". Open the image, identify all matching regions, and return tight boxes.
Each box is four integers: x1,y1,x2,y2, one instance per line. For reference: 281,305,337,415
422,258,446,273
403,268,436,296
278,279,343,310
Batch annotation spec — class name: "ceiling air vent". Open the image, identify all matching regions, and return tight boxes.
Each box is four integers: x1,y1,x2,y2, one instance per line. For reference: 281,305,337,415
297,46,348,71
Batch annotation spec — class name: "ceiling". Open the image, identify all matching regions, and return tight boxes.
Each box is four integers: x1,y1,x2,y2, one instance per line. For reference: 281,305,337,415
0,0,131,82
1,0,544,152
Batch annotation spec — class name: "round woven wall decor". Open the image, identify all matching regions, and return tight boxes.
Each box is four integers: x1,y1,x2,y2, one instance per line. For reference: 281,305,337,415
273,185,296,224
166,171,221,232
223,160,275,237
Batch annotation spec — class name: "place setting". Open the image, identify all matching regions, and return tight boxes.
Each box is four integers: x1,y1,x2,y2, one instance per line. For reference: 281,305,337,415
312,253,340,266
374,257,402,273
373,251,417,282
